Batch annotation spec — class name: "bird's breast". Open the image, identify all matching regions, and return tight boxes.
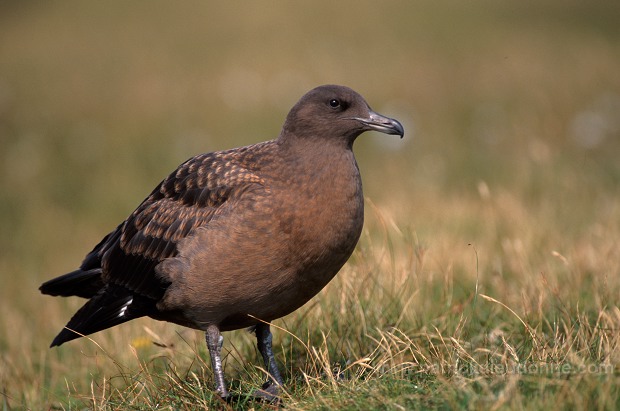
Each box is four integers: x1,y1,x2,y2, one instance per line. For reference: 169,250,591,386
276,149,364,276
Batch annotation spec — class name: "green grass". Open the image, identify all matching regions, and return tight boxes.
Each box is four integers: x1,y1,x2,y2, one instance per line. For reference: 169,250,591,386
1,0,620,409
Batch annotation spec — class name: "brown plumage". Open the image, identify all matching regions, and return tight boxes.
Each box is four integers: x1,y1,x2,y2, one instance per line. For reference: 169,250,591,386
40,84,404,400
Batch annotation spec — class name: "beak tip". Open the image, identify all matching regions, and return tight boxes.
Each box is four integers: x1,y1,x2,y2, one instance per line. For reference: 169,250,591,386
392,120,405,138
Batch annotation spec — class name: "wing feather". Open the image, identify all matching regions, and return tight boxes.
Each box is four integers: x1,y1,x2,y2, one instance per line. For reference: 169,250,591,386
90,144,270,299
43,141,275,345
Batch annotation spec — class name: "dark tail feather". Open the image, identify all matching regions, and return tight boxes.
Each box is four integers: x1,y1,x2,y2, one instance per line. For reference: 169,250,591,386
50,285,143,347
40,268,104,298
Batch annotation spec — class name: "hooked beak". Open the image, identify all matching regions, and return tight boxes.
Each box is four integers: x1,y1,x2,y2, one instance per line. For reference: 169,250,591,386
354,110,404,138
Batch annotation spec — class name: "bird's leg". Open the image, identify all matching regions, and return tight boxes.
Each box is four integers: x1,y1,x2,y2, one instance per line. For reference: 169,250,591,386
206,325,228,399
254,322,284,400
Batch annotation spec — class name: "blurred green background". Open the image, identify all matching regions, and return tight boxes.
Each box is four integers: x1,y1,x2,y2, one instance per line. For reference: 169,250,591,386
1,0,619,407
1,0,618,273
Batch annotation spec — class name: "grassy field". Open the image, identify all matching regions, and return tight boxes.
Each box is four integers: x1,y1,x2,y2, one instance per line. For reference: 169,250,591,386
1,1,620,409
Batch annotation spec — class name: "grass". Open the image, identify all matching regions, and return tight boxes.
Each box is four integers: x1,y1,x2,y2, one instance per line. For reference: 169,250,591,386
1,0,620,409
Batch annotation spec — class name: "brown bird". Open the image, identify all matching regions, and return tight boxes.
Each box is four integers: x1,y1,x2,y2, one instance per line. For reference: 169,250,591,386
40,84,404,400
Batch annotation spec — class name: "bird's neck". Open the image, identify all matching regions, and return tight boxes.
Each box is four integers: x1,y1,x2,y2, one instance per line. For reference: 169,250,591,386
276,132,355,157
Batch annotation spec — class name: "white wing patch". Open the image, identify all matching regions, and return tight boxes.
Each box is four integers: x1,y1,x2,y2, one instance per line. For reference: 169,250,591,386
118,298,134,318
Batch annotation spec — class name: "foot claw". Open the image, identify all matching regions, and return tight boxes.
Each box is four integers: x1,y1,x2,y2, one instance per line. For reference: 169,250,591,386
251,381,281,403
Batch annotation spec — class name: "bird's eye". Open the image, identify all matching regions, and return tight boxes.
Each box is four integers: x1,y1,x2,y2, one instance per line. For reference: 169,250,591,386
329,99,341,108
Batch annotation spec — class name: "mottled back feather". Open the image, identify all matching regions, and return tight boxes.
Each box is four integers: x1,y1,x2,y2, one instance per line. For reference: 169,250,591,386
87,142,271,300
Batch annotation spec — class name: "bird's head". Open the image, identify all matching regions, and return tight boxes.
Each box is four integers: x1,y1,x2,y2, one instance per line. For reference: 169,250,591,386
280,85,404,145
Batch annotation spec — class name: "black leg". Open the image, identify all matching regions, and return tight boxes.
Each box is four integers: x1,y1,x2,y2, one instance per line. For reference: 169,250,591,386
254,323,284,400
206,325,228,398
